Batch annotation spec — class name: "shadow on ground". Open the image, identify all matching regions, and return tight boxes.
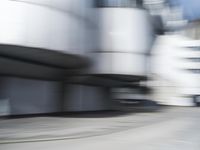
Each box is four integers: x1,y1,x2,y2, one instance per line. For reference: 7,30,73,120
1,105,166,119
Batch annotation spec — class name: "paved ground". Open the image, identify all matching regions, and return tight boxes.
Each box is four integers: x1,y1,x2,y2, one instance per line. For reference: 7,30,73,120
0,107,200,150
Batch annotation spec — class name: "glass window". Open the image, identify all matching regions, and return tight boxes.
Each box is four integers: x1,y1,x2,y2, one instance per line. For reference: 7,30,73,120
186,58,200,62
94,0,143,8
186,46,200,51
186,69,200,74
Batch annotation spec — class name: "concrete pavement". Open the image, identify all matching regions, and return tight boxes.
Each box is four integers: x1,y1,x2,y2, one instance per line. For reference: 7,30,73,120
0,107,200,150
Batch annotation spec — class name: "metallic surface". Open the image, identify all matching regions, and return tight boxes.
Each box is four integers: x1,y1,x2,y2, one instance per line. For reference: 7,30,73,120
87,8,154,78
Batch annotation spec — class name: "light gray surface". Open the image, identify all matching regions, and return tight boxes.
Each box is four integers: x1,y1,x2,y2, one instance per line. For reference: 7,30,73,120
0,107,200,150
87,8,154,77
0,0,91,72
88,52,148,76
0,0,90,55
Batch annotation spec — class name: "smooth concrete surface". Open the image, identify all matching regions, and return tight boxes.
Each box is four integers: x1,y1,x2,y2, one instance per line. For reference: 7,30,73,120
0,45,88,69
0,0,91,79
86,8,154,78
0,0,91,74
88,52,148,76
64,85,112,111
0,107,200,150
0,77,63,115
0,0,90,55
0,56,77,80
96,8,153,53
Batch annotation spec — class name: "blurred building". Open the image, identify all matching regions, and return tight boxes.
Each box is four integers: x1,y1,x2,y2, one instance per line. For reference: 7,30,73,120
150,0,200,106
0,0,155,116
151,34,200,106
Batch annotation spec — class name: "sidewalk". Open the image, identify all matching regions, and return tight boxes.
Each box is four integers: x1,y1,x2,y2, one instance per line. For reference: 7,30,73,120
0,107,185,144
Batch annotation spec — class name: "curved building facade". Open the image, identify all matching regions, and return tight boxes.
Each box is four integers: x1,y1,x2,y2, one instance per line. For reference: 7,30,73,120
63,1,155,111
0,0,90,77
88,6,153,79
0,0,155,114
0,0,91,115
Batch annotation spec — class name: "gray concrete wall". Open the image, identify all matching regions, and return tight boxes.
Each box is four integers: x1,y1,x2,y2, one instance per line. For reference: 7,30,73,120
0,77,63,116
64,85,112,111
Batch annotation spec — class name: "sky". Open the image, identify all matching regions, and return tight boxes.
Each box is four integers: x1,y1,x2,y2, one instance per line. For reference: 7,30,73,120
168,0,200,21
